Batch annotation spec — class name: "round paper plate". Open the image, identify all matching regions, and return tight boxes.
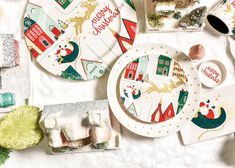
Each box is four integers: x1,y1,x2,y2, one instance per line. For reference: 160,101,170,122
107,44,202,137
24,0,137,81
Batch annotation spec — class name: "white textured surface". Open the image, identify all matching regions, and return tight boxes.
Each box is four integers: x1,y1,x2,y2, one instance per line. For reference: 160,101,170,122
1,0,235,168
0,0,30,113
0,40,30,113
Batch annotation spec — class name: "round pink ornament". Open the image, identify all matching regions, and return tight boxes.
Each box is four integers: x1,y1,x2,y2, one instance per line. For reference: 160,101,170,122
189,44,206,60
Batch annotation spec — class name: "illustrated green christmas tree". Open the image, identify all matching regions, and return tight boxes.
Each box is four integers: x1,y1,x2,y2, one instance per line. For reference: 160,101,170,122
60,66,83,81
124,0,135,10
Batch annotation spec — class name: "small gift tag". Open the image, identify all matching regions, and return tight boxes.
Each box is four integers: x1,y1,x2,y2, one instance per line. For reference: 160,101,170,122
181,84,235,145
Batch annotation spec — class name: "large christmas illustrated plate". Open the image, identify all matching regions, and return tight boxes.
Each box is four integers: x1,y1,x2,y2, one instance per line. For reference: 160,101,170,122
108,44,202,137
24,0,137,81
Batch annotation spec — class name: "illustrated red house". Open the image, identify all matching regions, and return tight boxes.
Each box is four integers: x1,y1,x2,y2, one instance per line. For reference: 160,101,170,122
24,17,55,58
31,48,40,58
172,61,188,82
109,19,137,53
123,19,137,41
162,103,175,121
151,99,164,123
151,100,175,123
124,59,139,80
137,72,144,81
51,26,63,39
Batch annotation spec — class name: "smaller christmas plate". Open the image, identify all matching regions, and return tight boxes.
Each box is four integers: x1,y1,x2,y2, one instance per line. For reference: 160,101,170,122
198,60,227,88
107,44,202,137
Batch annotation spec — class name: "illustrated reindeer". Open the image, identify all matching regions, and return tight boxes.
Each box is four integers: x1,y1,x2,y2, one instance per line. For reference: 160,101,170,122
68,0,99,35
80,0,99,19
146,78,185,94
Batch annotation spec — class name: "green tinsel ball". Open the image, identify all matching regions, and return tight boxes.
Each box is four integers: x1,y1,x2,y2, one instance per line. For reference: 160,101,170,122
0,106,44,150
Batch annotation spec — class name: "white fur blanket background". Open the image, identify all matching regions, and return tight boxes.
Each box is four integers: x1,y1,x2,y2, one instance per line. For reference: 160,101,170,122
1,0,235,168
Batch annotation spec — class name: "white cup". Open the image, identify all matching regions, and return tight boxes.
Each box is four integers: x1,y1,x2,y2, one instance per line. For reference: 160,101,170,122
207,0,235,35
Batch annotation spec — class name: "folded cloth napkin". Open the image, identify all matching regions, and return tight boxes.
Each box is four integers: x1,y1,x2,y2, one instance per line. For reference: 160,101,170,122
0,34,20,68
